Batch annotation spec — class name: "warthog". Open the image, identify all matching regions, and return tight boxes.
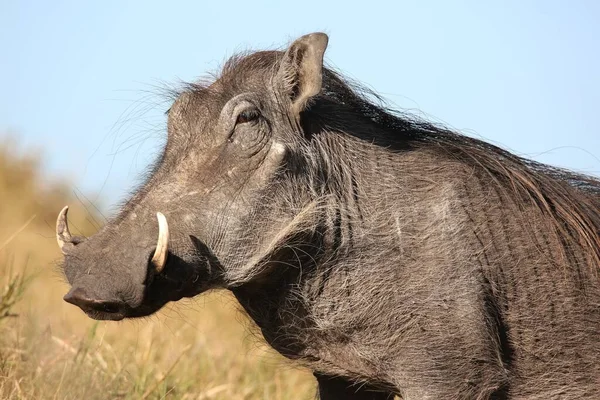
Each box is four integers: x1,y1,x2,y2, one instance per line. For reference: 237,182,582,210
57,33,600,399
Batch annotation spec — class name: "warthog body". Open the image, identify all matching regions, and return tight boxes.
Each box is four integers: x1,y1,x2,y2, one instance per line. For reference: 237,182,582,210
58,33,600,399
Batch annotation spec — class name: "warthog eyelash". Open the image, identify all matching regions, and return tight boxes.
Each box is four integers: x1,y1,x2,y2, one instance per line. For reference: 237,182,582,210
236,109,261,125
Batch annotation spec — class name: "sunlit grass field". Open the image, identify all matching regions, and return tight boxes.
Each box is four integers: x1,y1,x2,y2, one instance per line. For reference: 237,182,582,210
0,140,314,399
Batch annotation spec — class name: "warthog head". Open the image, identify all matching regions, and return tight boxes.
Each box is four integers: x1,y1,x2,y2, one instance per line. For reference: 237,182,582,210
58,33,330,320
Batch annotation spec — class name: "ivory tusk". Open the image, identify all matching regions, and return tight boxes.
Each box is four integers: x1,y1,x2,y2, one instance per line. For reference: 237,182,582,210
151,212,169,273
56,205,73,254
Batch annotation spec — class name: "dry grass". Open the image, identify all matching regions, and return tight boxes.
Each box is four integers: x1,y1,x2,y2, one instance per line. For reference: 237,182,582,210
0,139,315,399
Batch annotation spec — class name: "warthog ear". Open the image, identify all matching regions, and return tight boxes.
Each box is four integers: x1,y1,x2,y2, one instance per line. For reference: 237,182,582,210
276,32,329,116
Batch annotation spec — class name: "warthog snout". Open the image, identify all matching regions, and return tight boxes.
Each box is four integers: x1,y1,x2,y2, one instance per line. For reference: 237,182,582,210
56,204,205,320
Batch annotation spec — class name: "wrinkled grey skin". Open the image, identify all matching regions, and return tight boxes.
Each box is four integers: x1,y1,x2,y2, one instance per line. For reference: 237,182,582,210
60,33,600,399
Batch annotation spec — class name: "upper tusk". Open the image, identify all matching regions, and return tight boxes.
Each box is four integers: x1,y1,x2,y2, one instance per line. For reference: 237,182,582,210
56,205,73,254
151,212,169,273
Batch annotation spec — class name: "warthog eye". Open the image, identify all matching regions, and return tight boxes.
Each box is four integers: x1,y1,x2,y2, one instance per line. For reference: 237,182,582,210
236,109,260,125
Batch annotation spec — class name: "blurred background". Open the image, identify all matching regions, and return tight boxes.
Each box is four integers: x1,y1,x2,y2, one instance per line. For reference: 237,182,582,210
1,1,598,399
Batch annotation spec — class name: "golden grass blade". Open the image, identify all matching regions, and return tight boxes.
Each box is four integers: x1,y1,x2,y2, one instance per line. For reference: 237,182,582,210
140,344,192,400
0,214,36,252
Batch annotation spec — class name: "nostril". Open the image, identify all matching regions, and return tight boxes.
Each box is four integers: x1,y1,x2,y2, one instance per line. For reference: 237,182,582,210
96,302,121,314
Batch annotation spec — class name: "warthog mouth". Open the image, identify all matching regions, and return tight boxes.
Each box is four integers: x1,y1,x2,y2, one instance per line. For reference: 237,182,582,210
80,307,157,321
63,288,168,321
82,310,126,322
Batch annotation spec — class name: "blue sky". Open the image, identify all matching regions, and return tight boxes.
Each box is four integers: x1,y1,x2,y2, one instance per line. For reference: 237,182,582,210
2,1,599,210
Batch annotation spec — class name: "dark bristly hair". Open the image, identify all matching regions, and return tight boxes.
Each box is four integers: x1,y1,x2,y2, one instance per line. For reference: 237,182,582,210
306,65,600,272
175,48,600,282
214,50,600,274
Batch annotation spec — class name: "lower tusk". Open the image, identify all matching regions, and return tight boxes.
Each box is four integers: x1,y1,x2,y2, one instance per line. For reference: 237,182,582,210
151,212,169,273
56,205,73,254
